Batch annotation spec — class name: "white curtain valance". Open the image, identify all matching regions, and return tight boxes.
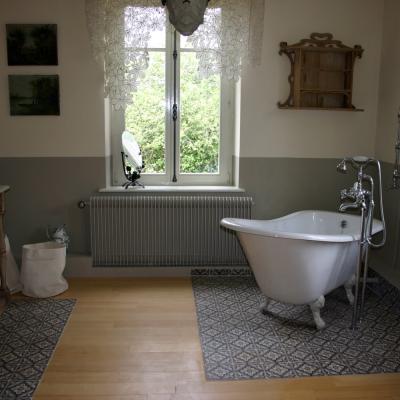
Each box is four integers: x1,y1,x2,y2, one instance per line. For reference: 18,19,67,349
85,0,265,110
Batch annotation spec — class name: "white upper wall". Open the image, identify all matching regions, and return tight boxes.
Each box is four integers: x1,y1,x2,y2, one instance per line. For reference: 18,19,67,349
240,0,384,159
0,0,386,160
0,0,105,157
375,0,400,164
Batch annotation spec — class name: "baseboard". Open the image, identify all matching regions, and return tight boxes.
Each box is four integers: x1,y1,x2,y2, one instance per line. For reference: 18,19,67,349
370,261,400,289
65,254,400,286
65,255,249,277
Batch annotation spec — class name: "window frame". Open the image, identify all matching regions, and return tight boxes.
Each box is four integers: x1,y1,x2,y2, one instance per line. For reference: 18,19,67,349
111,20,234,187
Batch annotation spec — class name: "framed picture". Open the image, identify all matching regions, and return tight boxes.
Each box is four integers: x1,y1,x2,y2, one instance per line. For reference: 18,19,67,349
6,24,58,65
8,75,60,116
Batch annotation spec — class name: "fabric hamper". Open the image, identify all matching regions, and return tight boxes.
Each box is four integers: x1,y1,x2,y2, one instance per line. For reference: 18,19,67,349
21,241,68,298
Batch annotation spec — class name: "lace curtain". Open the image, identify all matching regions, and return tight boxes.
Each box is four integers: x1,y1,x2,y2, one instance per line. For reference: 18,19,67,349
85,0,265,109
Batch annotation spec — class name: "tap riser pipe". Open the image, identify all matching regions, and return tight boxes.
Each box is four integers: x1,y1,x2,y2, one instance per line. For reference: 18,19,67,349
337,156,386,330
359,200,375,323
359,241,370,323
351,206,367,330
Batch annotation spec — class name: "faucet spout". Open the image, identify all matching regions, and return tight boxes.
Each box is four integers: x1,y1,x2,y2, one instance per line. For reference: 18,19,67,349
339,202,359,212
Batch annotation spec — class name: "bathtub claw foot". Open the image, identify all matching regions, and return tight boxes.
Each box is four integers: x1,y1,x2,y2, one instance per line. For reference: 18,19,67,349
309,296,326,330
260,299,270,314
344,275,355,305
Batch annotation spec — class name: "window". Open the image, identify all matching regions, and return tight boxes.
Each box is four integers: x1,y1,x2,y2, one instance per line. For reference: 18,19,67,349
111,7,234,186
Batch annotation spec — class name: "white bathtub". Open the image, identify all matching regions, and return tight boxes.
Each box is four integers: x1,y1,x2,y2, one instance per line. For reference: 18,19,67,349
221,210,383,329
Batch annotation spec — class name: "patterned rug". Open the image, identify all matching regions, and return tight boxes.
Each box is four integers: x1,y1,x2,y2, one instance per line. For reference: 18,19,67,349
0,298,75,399
192,272,400,380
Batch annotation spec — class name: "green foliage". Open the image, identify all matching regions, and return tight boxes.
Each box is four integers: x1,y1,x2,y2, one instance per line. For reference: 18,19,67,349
125,52,166,173
180,53,220,173
125,50,220,174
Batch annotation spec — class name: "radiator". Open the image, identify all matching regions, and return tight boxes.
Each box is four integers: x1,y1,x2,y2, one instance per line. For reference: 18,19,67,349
90,195,252,266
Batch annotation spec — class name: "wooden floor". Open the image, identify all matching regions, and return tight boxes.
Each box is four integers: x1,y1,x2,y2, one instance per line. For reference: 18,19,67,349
31,278,400,400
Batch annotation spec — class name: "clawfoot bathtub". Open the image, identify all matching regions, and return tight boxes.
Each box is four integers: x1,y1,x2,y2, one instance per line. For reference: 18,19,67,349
221,210,383,329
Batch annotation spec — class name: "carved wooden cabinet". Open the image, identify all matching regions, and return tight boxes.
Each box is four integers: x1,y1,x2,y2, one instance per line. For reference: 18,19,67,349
278,33,363,111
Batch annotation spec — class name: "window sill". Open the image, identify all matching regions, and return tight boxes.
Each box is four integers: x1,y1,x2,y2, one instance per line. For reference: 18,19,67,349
99,185,245,193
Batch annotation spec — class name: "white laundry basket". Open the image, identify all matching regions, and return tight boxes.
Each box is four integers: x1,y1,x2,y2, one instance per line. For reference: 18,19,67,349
21,241,68,298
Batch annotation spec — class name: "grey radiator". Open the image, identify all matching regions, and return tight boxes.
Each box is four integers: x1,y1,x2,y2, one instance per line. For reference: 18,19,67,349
90,195,252,266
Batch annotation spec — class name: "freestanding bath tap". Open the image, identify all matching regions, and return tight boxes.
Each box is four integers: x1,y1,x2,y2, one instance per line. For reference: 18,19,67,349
337,156,386,330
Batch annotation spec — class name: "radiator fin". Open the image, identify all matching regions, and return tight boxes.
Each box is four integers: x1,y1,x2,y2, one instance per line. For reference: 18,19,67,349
90,195,252,266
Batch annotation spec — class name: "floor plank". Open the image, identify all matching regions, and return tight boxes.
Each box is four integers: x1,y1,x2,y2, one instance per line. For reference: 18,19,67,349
31,277,400,399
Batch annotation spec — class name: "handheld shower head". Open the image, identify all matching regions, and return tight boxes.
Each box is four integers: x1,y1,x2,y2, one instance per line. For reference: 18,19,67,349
337,156,373,174
351,156,371,168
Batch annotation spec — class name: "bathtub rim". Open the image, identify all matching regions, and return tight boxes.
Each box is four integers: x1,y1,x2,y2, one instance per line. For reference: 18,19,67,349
221,210,383,243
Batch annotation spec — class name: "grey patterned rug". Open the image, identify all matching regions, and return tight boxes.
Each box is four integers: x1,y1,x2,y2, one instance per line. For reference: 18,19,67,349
192,272,400,380
0,298,75,399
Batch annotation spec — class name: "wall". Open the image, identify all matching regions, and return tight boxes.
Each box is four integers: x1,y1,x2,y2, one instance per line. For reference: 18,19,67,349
240,0,383,159
375,0,400,164
0,0,107,254
238,0,384,220
0,0,391,270
371,0,400,285
0,0,105,158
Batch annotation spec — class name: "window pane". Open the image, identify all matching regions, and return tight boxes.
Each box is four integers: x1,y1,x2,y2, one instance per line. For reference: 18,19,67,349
148,28,166,48
179,52,220,174
125,52,166,173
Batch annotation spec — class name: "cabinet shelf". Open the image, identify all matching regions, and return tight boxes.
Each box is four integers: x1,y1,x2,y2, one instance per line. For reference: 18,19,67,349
297,47,355,53
278,33,363,110
278,106,364,112
300,89,351,94
302,67,352,73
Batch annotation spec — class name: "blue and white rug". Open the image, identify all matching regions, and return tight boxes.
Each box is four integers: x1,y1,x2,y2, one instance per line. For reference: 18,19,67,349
0,298,75,399
192,272,400,380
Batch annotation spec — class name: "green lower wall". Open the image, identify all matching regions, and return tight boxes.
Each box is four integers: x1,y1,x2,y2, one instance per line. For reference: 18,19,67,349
369,162,400,286
0,157,106,256
0,156,399,285
238,157,354,218
237,157,400,287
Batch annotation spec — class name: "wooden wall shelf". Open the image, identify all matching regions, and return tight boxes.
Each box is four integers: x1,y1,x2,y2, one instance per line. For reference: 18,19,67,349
278,106,364,112
278,33,364,111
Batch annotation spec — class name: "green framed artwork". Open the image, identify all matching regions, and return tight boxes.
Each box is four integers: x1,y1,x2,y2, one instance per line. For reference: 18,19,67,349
8,75,60,116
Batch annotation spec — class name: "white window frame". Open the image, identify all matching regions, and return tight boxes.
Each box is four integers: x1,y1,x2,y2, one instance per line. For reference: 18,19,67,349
111,21,234,187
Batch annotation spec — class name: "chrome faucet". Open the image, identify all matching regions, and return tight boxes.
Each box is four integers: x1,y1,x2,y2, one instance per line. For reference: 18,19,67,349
336,156,386,330
339,182,369,212
337,157,374,214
